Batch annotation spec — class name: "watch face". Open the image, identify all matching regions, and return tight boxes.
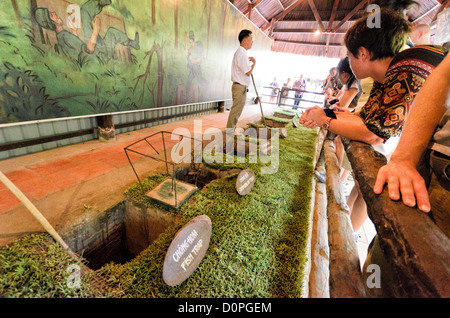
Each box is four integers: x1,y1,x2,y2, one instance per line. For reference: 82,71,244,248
322,121,329,130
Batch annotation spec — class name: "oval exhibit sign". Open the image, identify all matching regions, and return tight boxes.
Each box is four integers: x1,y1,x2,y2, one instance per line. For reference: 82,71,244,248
163,215,212,286
236,169,256,196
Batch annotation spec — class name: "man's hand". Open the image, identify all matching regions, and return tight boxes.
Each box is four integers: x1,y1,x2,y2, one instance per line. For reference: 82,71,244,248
92,16,101,35
246,57,256,76
86,16,101,53
373,159,431,212
299,105,327,129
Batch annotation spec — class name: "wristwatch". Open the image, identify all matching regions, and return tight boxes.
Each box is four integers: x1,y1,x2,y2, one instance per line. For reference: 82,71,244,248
322,117,334,130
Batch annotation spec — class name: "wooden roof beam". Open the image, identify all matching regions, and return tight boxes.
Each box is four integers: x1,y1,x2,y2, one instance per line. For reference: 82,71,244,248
275,19,358,25
255,7,269,24
276,0,285,11
273,0,307,21
307,0,325,31
273,28,347,34
276,39,342,48
411,3,440,23
328,0,340,31
261,21,272,32
243,0,263,10
332,0,368,32
432,0,450,23
324,34,330,55
326,0,341,57
243,0,263,15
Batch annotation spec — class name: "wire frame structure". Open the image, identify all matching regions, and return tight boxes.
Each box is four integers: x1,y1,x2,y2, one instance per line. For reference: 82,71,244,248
124,131,203,209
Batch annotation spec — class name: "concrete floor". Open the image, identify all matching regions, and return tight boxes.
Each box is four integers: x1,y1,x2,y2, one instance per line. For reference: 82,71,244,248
0,103,270,246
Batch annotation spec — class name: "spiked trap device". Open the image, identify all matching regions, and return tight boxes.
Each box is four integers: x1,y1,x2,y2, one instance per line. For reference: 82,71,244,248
124,131,203,209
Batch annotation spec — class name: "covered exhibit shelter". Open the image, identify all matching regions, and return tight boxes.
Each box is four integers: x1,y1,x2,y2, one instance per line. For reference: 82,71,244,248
0,0,449,301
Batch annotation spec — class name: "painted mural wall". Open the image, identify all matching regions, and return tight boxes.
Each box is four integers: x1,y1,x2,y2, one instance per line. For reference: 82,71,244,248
0,0,271,124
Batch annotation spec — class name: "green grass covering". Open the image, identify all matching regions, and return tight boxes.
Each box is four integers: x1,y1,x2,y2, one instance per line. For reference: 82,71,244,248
0,125,318,298
0,234,119,298
264,116,291,123
248,122,266,129
273,108,297,117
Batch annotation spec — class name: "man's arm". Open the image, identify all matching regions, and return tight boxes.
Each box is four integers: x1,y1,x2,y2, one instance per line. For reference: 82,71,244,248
374,55,450,212
86,16,101,53
184,32,189,57
299,106,385,145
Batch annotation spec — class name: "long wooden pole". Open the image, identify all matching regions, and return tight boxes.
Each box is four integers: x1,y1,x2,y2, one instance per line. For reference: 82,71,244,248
251,74,266,126
0,171,78,259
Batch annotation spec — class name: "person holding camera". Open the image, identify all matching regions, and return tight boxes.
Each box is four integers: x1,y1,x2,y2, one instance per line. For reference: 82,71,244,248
374,54,450,232
332,57,362,111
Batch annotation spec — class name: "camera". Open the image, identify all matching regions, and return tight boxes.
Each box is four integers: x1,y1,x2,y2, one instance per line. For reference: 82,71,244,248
328,99,339,105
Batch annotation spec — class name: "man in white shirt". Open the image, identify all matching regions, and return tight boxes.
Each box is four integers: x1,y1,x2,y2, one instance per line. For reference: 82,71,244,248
226,29,256,131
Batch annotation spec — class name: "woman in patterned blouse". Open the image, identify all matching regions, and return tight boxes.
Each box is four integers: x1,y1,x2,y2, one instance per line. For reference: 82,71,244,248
299,8,448,232
300,9,447,146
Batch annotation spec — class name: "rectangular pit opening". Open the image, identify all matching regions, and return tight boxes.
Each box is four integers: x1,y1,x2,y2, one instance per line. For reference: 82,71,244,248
63,200,178,270
63,167,226,270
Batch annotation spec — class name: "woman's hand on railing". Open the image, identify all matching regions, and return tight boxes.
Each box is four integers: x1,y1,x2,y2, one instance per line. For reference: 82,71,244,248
373,158,431,212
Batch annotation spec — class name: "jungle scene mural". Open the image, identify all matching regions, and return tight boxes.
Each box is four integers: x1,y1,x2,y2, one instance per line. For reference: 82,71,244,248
0,0,271,124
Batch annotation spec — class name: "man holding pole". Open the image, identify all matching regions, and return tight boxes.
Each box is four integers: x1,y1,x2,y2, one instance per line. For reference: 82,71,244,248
226,29,256,133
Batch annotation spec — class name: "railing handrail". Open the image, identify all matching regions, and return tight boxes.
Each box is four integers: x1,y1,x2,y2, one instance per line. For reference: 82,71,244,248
342,137,450,297
259,86,325,108
262,86,325,96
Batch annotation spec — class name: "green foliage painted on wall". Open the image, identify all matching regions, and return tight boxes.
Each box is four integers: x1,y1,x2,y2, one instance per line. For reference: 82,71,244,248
0,0,271,124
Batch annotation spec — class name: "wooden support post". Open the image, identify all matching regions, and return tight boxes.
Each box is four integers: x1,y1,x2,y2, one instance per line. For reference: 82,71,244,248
302,129,326,297
309,150,330,298
314,128,326,168
343,138,450,297
217,101,225,113
97,114,116,142
323,135,365,297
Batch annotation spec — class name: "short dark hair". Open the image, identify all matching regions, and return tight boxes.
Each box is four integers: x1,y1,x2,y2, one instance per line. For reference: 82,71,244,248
238,29,252,43
344,8,411,60
336,57,352,75
337,57,356,87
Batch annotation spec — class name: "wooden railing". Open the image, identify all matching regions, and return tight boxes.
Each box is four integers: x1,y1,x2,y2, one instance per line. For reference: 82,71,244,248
310,129,450,297
260,86,325,109
342,136,450,298
320,132,366,297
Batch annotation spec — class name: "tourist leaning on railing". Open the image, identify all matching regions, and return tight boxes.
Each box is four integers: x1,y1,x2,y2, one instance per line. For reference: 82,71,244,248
299,8,448,232
332,57,362,111
331,57,364,184
364,54,450,298
374,54,450,236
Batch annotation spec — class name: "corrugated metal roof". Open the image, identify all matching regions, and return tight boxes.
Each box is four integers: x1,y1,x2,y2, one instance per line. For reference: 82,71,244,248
228,0,447,58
